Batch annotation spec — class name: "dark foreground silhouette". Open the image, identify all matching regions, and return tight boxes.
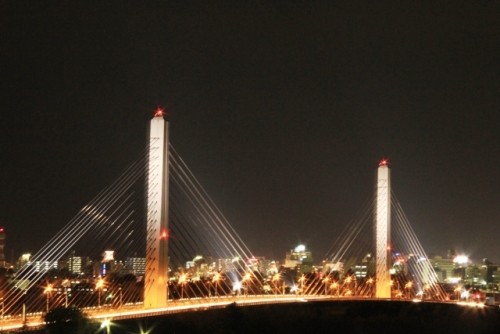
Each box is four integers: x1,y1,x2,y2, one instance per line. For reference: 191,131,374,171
28,300,500,334
116,300,500,334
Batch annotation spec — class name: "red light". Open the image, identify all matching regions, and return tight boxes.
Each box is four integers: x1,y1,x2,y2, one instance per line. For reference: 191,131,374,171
154,107,165,117
160,229,169,240
379,158,389,167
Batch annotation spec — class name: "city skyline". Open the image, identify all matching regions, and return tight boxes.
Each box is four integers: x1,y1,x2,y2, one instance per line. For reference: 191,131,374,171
1,3,499,262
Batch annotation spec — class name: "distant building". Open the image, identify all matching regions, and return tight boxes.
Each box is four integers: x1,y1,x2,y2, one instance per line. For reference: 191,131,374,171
34,260,58,273
431,255,456,283
322,260,344,276
491,268,500,285
284,245,313,276
465,265,481,286
354,253,374,278
217,256,245,273
16,253,31,270
61,251,89,275
67,255,82,274
247,256,271,275
184,255,211,278
126,257,146,275
481,259,498,286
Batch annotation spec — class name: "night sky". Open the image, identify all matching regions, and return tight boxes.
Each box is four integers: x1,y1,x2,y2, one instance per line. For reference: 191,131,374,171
1,2,499,263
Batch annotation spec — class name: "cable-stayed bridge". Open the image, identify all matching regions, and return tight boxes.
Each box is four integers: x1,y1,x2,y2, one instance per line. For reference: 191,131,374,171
0,111,453,330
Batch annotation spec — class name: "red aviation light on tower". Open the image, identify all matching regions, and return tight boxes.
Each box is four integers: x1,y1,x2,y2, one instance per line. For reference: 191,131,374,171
379,158,389,167
160,228,169,240
154,107,166,118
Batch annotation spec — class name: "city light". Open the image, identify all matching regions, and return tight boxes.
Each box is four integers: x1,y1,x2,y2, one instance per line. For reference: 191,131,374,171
96,278,105,308
453,255,469,265
178,274,188,299
154,107,165,117
100,319,112,334
44,284,53,313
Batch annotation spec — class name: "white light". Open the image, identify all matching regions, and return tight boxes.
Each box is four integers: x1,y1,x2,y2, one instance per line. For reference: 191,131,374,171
294,245,306,253
446,277,461,284
102,250,114,262
101,319,111,328
453,255,469,265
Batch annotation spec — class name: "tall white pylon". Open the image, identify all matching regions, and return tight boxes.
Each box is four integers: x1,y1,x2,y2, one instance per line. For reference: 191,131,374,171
375,159,391,298
144,108,169,308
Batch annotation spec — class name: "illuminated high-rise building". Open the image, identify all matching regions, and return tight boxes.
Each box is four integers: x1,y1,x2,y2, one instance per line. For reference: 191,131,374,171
126,257,146,275
65,250,84,275
375,159,391,298
144,109,169,308
284,244,313,276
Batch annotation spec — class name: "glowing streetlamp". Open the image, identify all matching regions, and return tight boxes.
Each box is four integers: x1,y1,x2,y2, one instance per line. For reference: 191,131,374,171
242,273,252,296
423,283,430,300
62,279,70,307
44,284,53,312
366,278,374,297
405,281,413,299
212,273,221,297
298,275,306,295
454,286,462,301
96,278,104,308
179,274,187,299
344,276,352,293
323,277,330,295
272,273,281,295
330,282,339,297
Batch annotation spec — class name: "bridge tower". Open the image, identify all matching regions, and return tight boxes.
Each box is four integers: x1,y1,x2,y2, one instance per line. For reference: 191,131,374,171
144,109,170,308
375,159,391,298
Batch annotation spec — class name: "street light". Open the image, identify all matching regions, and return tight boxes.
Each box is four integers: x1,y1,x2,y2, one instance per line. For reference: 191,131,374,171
330,282,339,297
44,284,53,313
62,279,70,308
179,274,187,299
405,281,413,299
366,278,374,297
454,286,462,301
242,273,252,296
212,273,221,298
298,275,306,295
272,273,280,295
423,283,430,300
96,278,104,308
322,277,330,295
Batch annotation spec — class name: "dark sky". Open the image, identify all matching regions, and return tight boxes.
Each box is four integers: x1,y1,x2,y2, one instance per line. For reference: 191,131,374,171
1,2,499,263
